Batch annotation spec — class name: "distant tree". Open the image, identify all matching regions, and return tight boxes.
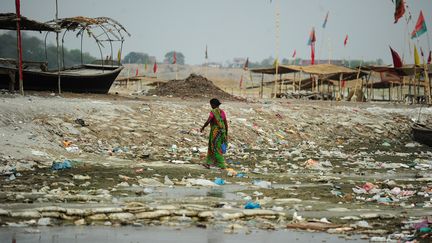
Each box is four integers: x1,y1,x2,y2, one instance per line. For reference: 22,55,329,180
123,52,150,64
376,58,384,65
248,60,261,68
164,51,185,65
0,32,95,69
293,58,302,65
260,56,274,67
281,58,289,65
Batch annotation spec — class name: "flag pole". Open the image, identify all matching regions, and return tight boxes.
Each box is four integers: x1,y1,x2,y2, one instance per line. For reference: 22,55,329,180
273,0,280,98
15,0,24,95
328,37,331,64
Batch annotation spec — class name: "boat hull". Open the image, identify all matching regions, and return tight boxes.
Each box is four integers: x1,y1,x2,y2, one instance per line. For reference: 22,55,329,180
0,64,123,94
412,123,432,147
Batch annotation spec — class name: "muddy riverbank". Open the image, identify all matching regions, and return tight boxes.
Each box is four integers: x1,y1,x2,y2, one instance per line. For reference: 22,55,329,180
0,94,432,242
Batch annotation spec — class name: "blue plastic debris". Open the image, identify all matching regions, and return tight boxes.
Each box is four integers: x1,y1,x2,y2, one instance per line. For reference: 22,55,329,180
51,160,72,170
236,173,246,178
214,178,225,185
244,201,261,209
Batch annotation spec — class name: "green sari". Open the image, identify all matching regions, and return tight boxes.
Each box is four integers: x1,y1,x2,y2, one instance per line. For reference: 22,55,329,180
206,108,227,169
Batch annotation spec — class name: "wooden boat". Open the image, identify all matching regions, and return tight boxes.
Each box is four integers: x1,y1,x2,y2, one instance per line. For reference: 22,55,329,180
412,123,432,147
0,61,123,94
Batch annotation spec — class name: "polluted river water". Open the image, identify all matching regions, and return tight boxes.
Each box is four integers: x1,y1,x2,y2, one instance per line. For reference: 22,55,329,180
0,226,368,243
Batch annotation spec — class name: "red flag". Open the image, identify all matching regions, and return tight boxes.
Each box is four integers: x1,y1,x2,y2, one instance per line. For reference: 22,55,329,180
292,49,296,58
173,51,177,64
411,10,427,38
310,44,315,65
243,58,249,70
341,80,346,88
239,75,243,89
153,61,158,73
394,0,405,24
135,68,139,76
420,47,425,57
344,35,348,46
389,46,403,68
428,51,432,64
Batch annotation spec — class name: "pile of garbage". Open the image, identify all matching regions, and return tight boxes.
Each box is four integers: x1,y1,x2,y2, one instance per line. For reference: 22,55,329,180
148,74,238,100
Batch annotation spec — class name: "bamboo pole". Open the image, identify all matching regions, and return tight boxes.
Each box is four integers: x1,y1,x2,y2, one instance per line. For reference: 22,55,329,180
423,63,431,104
352,61,363,102
299,70,303,94
338,73,342,101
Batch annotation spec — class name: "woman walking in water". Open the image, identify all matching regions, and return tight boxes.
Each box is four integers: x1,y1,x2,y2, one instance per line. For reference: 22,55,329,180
200,98,228,169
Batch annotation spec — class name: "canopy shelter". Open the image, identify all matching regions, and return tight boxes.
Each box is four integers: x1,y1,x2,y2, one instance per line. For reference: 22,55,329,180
298,64,362,100
0,13,57,32
361,65,431,103
250,64,363,99
250,65,301,97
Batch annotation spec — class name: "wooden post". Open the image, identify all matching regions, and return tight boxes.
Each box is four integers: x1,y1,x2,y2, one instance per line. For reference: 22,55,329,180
424,64,431,104
352,62,363,102
338,73,342,101
273,63,278,98
279,74,282,95
175,63,178,80
389,83,392,101
260,73,264,98
8,70,15,92
299,70,303,93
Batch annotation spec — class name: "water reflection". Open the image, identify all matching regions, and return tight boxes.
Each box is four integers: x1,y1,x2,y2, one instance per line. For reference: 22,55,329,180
206,188,224,198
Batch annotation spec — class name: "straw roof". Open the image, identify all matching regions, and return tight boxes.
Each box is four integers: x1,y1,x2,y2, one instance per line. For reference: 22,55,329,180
300,64,356,75
250,65,300,74
251,64,358,76
0,13,57,32
47,16,130,37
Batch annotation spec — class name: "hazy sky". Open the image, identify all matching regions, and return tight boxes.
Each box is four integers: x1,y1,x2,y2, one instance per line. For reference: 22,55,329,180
1,0,431,65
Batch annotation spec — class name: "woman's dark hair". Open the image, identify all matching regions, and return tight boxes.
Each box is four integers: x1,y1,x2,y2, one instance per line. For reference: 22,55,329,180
210,98,221,107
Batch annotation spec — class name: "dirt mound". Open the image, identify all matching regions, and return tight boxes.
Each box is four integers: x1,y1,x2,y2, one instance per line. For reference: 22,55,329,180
148,74,238,100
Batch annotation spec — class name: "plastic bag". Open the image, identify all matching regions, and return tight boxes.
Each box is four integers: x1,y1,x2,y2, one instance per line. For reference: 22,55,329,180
221,143,227,154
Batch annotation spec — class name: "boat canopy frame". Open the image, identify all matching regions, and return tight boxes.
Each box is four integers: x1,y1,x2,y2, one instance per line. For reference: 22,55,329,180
44,16,131,70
